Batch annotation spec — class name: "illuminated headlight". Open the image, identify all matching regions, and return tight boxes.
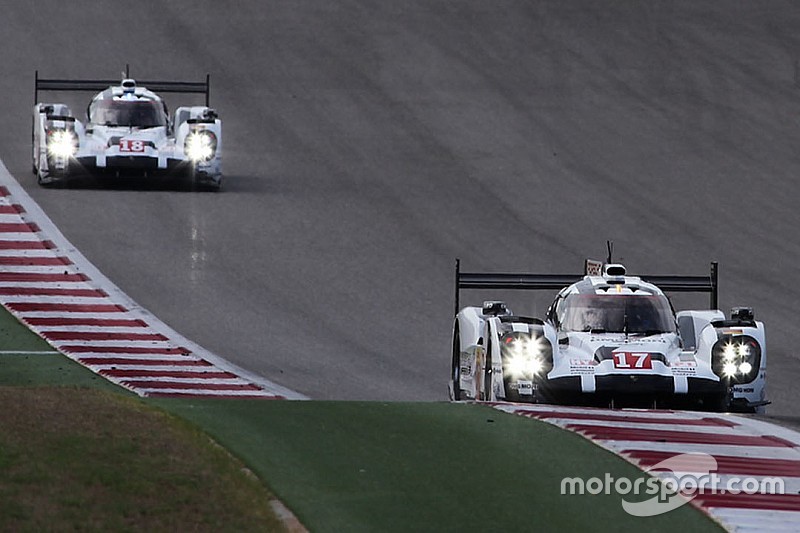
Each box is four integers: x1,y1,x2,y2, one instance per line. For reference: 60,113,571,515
184,130,217,162
711,336,761,384
506,354,543,377
502,334,550,378
722,343,737,362
722,362,738,377
47,130,78,158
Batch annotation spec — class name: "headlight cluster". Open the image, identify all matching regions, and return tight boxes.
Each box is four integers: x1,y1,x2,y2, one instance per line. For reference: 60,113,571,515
501,333,552,379
711,336,761,384
47,129,78,158
184,130,217,162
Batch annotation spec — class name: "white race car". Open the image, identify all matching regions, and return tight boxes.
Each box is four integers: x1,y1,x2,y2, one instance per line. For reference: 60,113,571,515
32,71,222,190
450,259,768,412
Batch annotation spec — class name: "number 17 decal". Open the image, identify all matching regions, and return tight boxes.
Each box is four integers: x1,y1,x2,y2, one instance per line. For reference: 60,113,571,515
613,352,652,369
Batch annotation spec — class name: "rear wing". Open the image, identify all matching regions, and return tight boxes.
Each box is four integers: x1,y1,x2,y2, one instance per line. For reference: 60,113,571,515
454,259,719,315
34,70,211,107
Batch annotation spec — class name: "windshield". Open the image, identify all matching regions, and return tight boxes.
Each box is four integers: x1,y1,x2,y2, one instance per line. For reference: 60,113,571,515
89,99,167,128
558,294,676,334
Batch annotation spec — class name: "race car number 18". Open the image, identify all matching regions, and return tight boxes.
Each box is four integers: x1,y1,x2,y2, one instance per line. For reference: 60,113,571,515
119,139,145,153
613,352,652,369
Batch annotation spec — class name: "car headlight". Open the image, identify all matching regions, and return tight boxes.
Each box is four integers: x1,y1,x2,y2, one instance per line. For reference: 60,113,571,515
184,130,217,162
47,129,78,158
711,336,761,384
501,333,551,379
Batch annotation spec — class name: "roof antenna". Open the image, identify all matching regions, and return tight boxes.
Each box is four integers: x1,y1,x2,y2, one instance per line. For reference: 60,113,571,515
606,240,614,264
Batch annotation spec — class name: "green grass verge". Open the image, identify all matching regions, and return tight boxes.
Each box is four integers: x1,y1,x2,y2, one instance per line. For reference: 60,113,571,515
0,307,286,531
0,308,56,352
155,399,723,533
0,353,130,391
0,305,723,532
0,307,130,391
0,388,285,531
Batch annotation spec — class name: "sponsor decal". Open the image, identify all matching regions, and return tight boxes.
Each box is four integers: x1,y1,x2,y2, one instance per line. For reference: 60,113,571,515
569,359,596,375
670,361,697,376
516,380,533,395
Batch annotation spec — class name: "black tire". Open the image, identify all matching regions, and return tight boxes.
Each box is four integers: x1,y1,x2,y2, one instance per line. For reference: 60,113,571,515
35,154,62,188
703,390,731,412
196,178,222,192
451,325,461,401
482,337,493,401
190,171,222,192
36,168,53,188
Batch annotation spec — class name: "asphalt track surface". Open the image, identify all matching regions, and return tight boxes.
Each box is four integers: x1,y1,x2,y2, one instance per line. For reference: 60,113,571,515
2,2,800,416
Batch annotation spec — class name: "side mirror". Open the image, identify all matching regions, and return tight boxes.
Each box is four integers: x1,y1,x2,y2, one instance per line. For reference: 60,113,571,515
483,301,510,317
731,307,754,321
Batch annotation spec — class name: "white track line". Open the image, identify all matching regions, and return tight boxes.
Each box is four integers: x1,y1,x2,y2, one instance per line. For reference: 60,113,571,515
492,402,800,531
0,159,306,400
0,350,60,355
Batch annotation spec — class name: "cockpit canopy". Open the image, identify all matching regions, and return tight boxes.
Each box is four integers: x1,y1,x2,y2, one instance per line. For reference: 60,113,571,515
89,98,167,128
556,294,676,334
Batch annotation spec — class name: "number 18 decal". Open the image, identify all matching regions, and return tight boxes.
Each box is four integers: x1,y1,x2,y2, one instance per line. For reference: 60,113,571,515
119,139,145,152
613,352,652,369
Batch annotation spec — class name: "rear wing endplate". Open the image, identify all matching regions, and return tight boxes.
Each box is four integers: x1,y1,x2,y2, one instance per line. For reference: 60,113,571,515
34,70,211,107
454,259,719,315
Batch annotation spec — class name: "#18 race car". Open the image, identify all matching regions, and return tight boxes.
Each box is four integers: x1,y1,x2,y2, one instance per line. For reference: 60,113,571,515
450,258,768,412
32,70,222,190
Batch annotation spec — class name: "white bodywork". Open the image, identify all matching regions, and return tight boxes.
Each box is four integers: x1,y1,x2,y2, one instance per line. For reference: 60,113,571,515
32,79,222,189
451,269,767,413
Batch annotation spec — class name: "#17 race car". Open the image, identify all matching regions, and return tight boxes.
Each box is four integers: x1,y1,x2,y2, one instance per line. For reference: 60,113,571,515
450,258,768,413
32,70,222,189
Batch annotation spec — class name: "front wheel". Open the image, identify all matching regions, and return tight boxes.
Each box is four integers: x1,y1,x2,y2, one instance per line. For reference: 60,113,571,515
197,177,222,192
450,325,461,401
36,167,56,188
190,169,222,192
482,337,493,401
35,153,64,188
701,390,731,412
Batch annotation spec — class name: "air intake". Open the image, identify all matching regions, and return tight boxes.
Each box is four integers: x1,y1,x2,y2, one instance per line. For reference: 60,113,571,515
604,264,627,277
121,79,136,94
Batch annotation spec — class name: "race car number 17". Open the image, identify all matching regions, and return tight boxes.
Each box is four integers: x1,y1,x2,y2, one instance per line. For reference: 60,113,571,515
119,139,146,153
613,352,652,369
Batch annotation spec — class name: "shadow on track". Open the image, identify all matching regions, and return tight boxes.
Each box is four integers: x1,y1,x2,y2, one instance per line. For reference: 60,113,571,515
39,174,220,193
